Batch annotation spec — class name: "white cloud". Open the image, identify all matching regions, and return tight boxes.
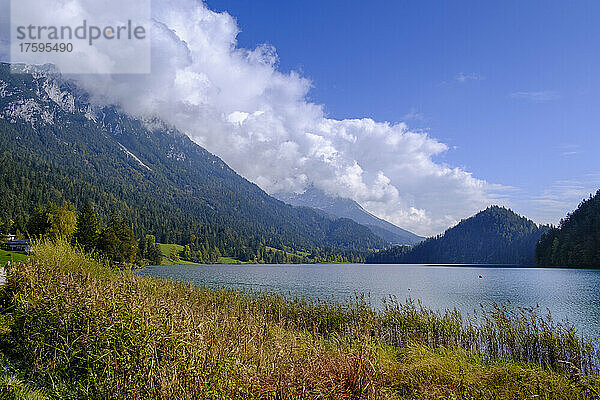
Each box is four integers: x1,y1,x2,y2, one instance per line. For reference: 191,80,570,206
509,90,560,102
5,0,150,74
402,108,425,122
455,72,484,83
0,0,505,236
558,144,581,157
516,175,600,226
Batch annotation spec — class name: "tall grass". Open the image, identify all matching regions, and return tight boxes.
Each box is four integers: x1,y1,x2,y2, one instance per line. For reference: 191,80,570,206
0,240,598,399
200,289,600,375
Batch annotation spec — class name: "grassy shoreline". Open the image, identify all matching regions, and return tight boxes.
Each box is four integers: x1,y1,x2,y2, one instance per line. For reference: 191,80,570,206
0,240,598,399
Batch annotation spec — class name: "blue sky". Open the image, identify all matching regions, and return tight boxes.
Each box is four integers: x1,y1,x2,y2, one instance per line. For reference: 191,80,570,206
208,0,600,224
3,0,595,234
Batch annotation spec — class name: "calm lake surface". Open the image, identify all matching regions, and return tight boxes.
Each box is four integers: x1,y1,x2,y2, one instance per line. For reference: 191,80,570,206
138,264,600,339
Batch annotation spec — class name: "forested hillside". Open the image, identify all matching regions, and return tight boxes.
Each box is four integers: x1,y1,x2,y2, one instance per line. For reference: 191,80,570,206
0,63,385,260
368,206,548,265
535,190,600,267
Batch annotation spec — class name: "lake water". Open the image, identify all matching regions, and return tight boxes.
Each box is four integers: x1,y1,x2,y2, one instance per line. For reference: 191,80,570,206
138,263,600,339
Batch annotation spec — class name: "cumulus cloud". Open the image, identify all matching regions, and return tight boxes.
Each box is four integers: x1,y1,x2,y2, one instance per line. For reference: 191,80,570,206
0,0,503,236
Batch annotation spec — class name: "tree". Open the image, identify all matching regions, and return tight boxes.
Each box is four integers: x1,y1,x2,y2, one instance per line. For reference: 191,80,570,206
98,211,138,265
139,235,162,265
169,245,180,262
26,204,53,236
48,202,77,241
75,202,100,251
182,244,192,261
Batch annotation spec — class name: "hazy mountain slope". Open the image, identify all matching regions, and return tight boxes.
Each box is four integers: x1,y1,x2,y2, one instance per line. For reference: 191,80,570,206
0,63,386,254
276,186,423,245
367,206,549,265
535,190,600,267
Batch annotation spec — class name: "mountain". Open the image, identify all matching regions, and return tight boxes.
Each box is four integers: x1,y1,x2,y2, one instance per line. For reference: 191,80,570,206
367,206,549,265
276,186,423,245
0,63,386,259
535,190,600,267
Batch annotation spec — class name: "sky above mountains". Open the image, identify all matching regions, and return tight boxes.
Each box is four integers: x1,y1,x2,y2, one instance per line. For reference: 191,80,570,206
1,0,599,236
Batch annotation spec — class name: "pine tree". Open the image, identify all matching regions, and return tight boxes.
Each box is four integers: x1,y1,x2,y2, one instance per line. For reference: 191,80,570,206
75,202,100,251
98,211,138,265
139,235,162,265
26,204,52,236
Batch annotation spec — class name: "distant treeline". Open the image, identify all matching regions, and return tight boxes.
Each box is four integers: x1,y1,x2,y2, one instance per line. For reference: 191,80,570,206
2,201,162,266
0,201,370,265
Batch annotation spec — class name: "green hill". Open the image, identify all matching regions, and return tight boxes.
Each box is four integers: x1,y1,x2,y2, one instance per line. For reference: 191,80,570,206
368,206,548,265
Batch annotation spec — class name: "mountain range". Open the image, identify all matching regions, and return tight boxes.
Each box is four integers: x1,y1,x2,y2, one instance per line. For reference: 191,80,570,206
275,186,423,245
2,63,595,267
0,63,387,259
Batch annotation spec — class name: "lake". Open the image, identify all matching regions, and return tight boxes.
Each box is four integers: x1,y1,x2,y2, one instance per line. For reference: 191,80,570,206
138,263,600,339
